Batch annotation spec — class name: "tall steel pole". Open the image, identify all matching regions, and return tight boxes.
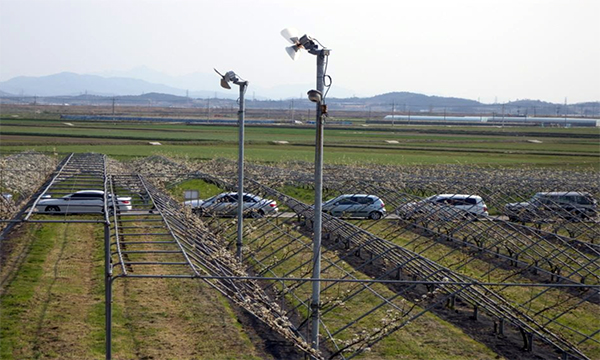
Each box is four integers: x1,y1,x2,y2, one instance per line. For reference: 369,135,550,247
236,81,248,261
310,48,327,355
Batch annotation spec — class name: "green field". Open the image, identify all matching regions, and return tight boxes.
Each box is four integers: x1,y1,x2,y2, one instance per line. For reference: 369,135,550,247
1,116,599,169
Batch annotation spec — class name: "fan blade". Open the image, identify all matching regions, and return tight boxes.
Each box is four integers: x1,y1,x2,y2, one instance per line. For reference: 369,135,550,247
220,78,231,89
286,45,300,60
214,68,225,77
281,27,300,44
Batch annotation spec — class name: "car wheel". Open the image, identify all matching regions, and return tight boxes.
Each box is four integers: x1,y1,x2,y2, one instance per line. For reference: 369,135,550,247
369,211,382,220
250,210,265,219
464,212,477,221
45,206,60,213
569,210,583,222
102,206,115,214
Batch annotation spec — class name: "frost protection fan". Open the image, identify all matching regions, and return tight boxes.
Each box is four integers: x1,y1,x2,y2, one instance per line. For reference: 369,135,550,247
281,27,302,60
214,68,232,89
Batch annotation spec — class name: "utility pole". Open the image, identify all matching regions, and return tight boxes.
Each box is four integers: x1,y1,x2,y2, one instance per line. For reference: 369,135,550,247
564,97,568,127
291,99,295,122
207,99,210,121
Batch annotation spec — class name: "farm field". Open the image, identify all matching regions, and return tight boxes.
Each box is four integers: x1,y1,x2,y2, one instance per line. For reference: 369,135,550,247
1,113,599,359
1,115,599,168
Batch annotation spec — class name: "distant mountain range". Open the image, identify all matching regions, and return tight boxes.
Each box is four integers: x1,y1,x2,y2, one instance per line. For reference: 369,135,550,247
1,70,598,116
0,72,226,99
0,67,358,100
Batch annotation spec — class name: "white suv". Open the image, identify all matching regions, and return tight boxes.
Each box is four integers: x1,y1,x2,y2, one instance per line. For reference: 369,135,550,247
398,194,488,220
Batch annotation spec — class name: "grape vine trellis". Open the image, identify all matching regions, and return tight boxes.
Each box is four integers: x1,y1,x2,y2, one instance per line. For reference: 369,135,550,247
1,152,598,360
140,156,597,360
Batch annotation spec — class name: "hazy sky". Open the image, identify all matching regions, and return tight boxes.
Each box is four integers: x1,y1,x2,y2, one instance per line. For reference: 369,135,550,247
1,0,599,103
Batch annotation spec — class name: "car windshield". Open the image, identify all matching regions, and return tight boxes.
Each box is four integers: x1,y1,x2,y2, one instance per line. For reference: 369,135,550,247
204,195,218,203
578,195,595,205
64,191,105,197
324,196,342,205
243,194,260,202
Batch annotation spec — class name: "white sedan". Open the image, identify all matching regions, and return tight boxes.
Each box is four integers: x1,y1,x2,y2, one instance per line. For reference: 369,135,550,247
36,190,132,214
185,192,278,217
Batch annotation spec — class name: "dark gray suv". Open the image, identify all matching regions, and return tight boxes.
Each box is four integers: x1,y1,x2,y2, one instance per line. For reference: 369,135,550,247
505,191,598,222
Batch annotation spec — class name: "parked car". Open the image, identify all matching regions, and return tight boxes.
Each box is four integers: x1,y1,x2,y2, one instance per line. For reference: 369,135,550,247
184,192,278,217
504,192,598,222
397,194,488,220
322,194,386,220
36,190,132,214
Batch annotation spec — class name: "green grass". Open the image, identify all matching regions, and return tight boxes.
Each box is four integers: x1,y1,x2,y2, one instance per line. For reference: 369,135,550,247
0,219,265,359
168,178,225,201
277,185,315,204
0,224,55,359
